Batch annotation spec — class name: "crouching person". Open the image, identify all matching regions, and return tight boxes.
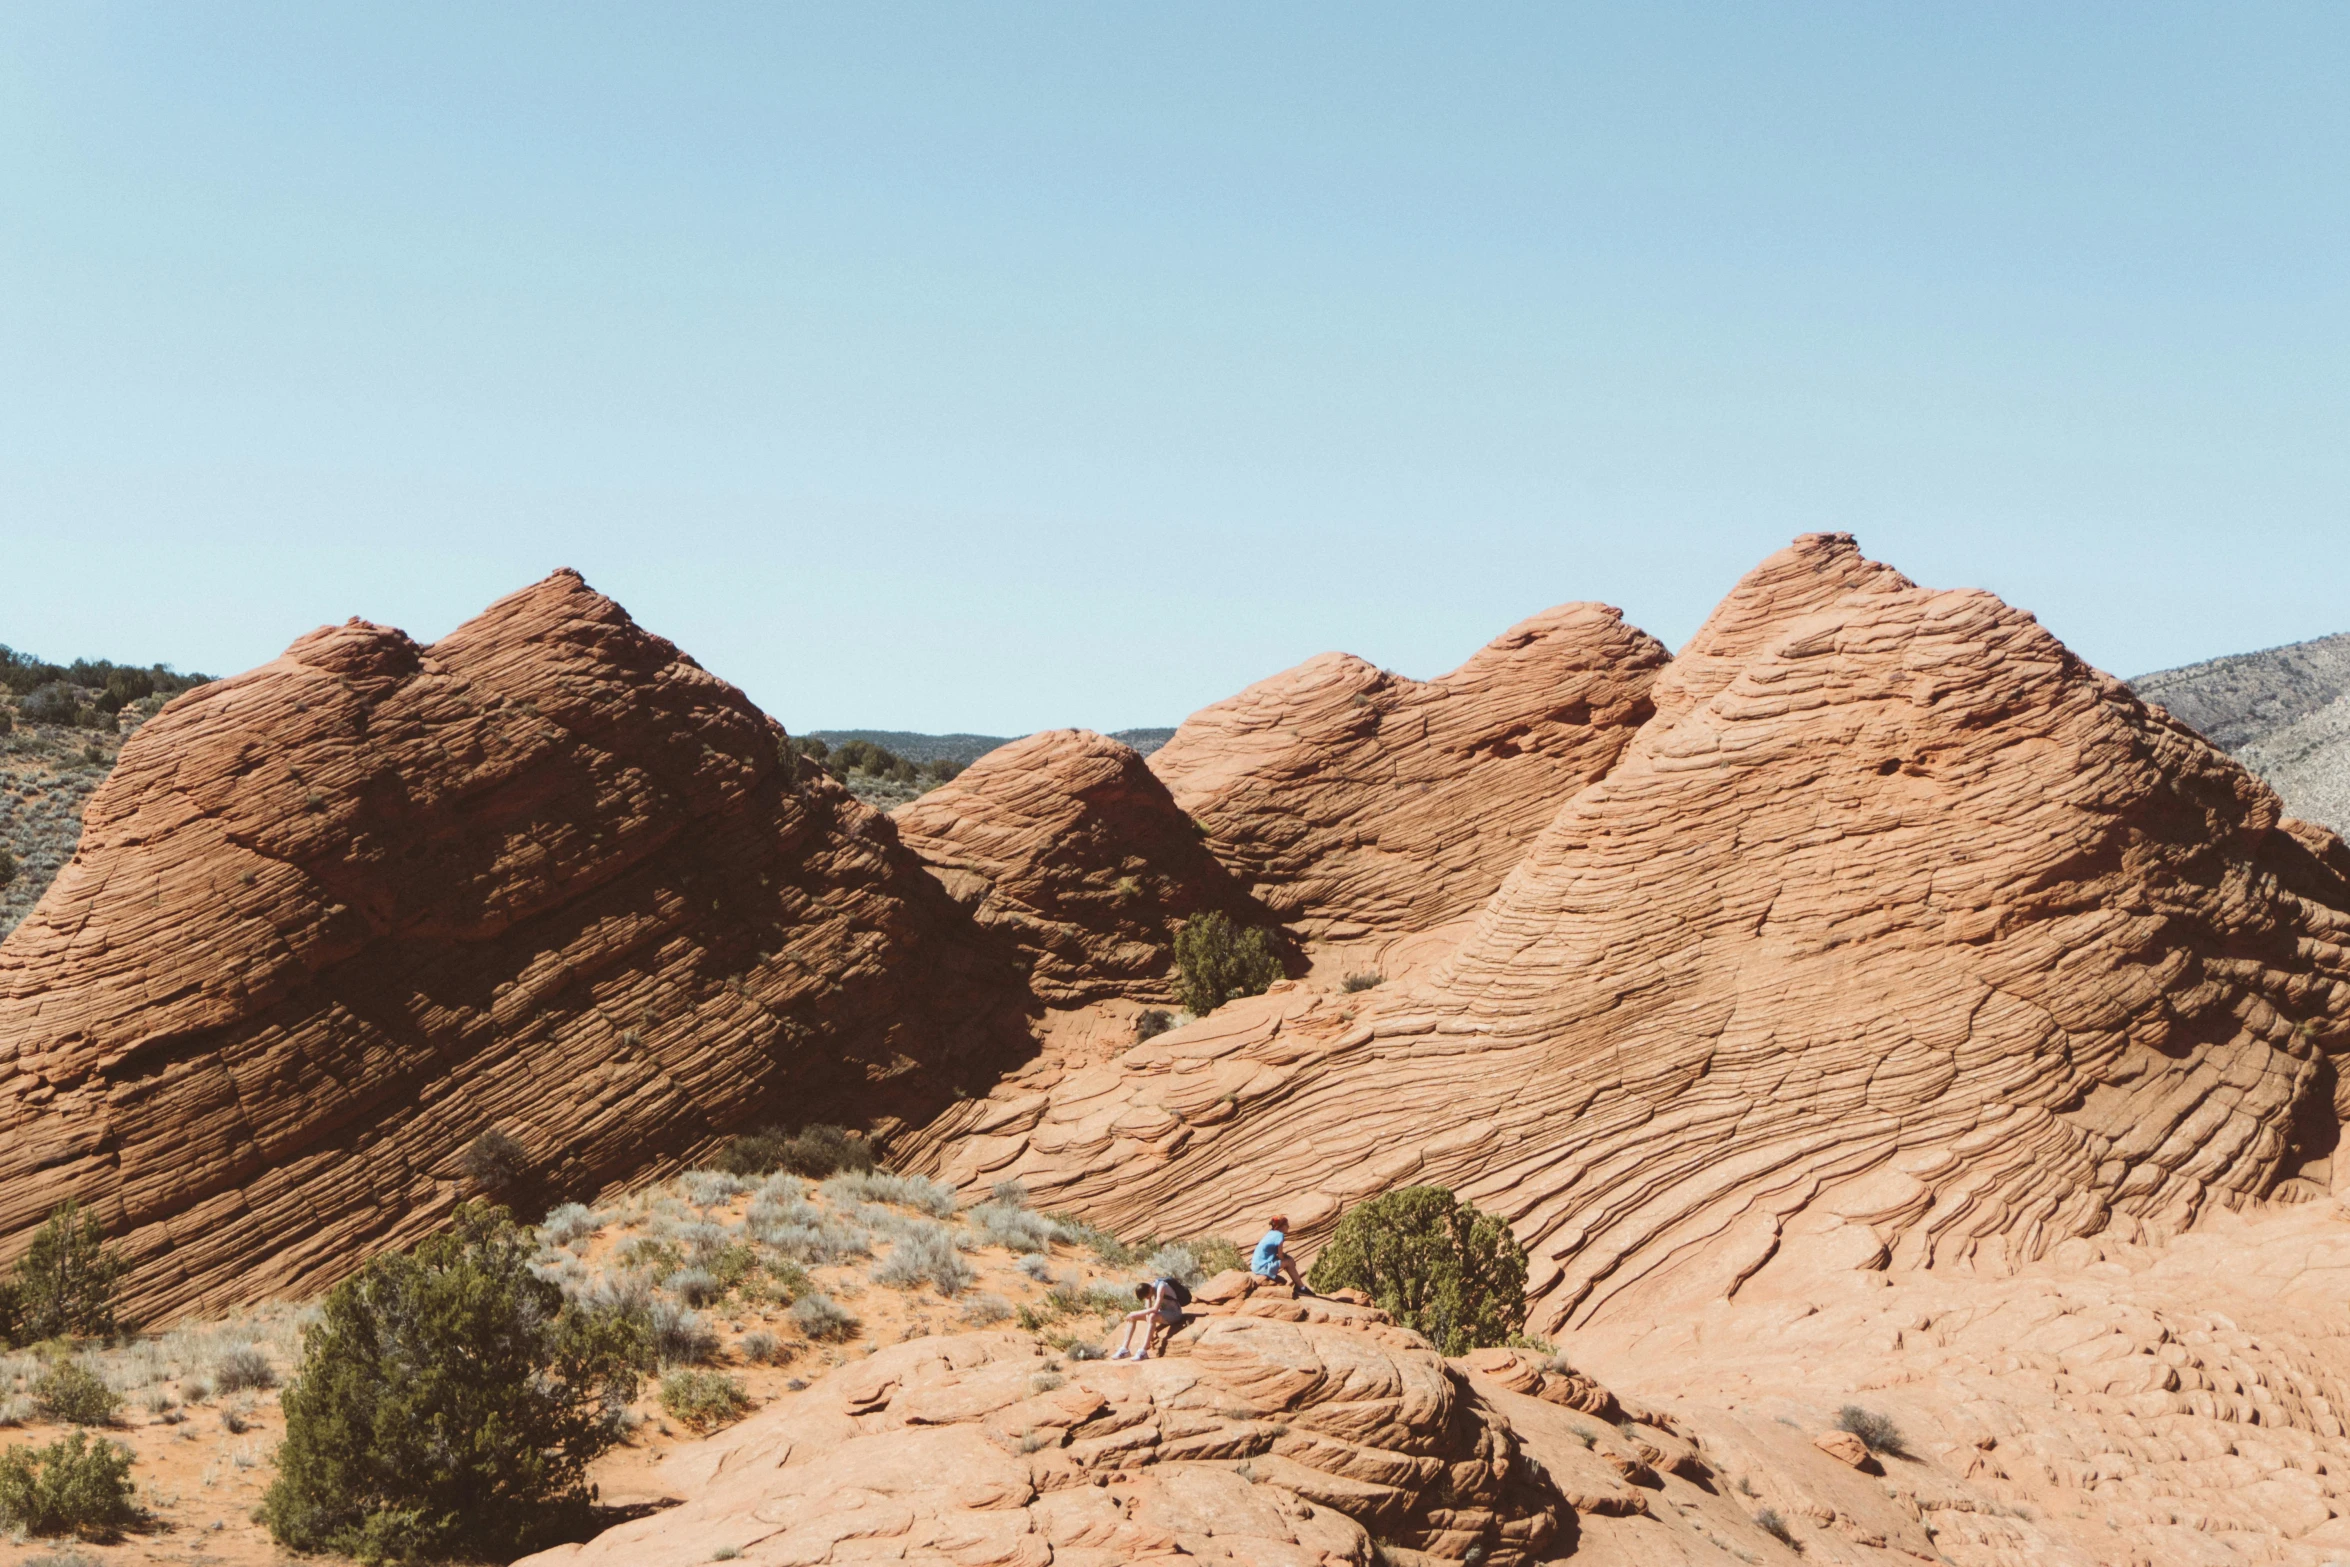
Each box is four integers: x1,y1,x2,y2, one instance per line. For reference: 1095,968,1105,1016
1109,1275,1191,1360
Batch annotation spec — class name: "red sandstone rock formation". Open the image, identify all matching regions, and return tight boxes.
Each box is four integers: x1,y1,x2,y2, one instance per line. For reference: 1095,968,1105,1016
892,729,1278,1007
922,536,2350,1340
525,1297,1571,1567
0,570,1028,1322
1146,603,1668,953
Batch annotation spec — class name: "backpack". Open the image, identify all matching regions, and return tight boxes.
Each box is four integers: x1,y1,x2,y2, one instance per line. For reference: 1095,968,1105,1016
1155,1276,1193,1309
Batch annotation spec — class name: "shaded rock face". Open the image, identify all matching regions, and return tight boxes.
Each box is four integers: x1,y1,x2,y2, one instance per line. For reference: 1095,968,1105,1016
892,729,1277,1007
523,1300,1567,1567
925,536,2350,1338
1147,603,1669,945
0,570,1028,1322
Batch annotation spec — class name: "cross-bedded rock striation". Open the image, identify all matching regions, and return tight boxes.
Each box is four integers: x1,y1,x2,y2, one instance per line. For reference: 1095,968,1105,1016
892,729,1280,1007
0,570,1029,1322
923,535,2350,1340
1145,603,1669,948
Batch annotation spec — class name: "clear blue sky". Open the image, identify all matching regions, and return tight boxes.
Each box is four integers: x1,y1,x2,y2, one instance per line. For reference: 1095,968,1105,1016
3,5,2344,735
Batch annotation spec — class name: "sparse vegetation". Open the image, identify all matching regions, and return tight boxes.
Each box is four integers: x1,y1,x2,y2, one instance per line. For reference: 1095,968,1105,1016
873,1225,974,1296
31,1361,119,1427
788,1293,859,1342
214,1344,276,1394
4,1201,128,1346
1133,1008,1174,1042
1755,1506,1801,1550
785,735,964,791
714,1123,877,1180
460,1127,531,1192
659,1370,750,1433
0,1430,139,1541
1173,911,1284,1015
1341,972,1384,993
1306,1185,1529,1355
1834,1405,1911,1459
261,1202,651,1563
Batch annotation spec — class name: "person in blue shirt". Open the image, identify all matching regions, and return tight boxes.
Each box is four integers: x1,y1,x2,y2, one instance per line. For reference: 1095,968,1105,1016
1250,1215,1309,1297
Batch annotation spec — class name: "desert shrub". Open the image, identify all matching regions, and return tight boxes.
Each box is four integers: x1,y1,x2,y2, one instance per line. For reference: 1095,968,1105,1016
968,1203,1057,1254
0,1430,138,1540
788,1293,859,1343
873,1225,974,1296
20,684,79,727
716,1124,875,1180
31,1362,118,1426
1133,1009,1174,1043
1754,1506,1799,1549
1017,1255,1056,1283
260,1202,650,1564
1182,1235,1246,1278
989,1178,1029,1207
1307,1186,1528,1356
669,1221,730,1264
822,1170,956,1217
1046,1214,1138,1267
647,1300,718,1366
679,1171,748,1208
960,1294,1013,1326
459,1128,530,1192
0,844,15,886
658,1370,748,1433
1143,1244,1204,1290
8,1202,127,1344
1173,912,1283,1015
1341,972,1383,993
663,1268,722,1308
213,1345,276,1394
1834,1405,1910,1459
738,1330,785,1364
539,1204,604,1248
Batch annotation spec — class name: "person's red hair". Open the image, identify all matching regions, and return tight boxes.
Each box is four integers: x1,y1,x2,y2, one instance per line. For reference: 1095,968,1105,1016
1267,1215,1289,1230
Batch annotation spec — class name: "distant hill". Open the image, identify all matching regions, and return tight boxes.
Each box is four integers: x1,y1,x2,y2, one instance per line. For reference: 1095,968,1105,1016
2132,631,2350,835
805,727,1176,763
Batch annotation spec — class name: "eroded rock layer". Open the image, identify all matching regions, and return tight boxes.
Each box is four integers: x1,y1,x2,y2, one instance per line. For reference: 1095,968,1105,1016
1147,603,1668,948
919,536,2350,1342
0,571,1028,1322
892,729,1276,1006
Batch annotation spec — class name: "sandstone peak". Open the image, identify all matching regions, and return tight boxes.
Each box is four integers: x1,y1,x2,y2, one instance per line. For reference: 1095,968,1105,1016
920,541,2350,1342
0,575,1027,1321
1147,601,1669,952
892,729,1276,1007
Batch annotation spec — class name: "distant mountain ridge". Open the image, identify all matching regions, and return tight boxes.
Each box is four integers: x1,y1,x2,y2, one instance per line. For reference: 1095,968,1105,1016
806,727,1175,763
2132,630,2350,835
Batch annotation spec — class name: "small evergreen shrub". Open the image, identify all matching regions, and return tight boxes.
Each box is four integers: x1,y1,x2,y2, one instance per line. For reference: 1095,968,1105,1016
260,1202,650,1564
1834,1405,1910,1459
658,1370,748,1433
214,1345,276,1394
1341,972,1383,993
31,1362,118,1427
1306,1186,1529,1355
788,1293,858,1342
8,1202,127,1344
460,1128,530,1192
714,1124,875,1180
0,1431,138,1540
1179,1235,1246,1279
0,845,16,886
1173,913,1283,1015
1133,1009,1174,1043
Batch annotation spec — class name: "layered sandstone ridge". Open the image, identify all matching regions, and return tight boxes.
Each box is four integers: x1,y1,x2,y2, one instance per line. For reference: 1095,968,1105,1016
0,570,1028,1322
921,537,2350,1344
893,729,1278,1007
1146,602,1668,954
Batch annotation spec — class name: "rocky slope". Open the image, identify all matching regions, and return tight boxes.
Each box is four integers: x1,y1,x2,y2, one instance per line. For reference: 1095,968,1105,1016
894,729,1279,1007
0,570,1032,1323
1146,602,1669,964
921,534,2350,1330
2134,630,2350,835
